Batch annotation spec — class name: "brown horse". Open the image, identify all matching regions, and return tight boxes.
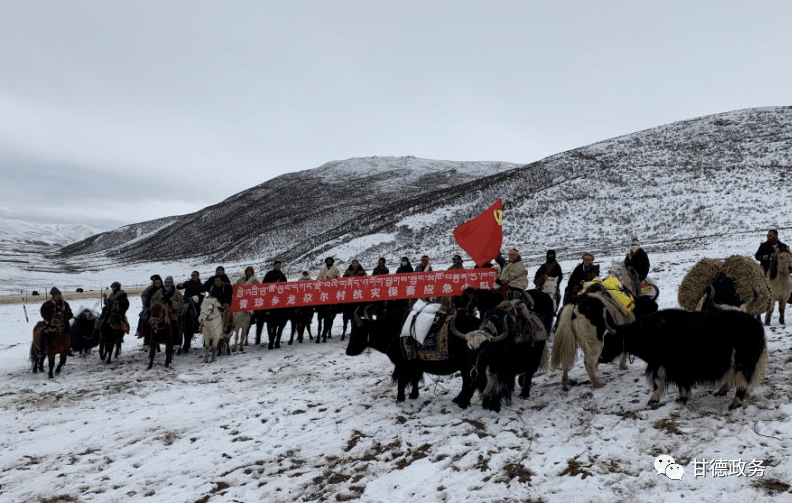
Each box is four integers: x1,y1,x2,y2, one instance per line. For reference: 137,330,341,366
31,312,70,378
147,299,177,370
99,299,125,363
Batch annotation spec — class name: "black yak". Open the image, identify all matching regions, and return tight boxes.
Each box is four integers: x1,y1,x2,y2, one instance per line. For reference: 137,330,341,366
346,306,481,408
600,308,767,409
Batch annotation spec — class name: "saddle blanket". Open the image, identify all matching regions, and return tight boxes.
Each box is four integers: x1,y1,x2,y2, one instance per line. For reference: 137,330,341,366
400,299,443,345
401,322,451,362
581,276,635,313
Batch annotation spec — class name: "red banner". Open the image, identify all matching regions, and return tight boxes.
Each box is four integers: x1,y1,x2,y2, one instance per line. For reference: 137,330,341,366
230,269,498,311
453,199,503,267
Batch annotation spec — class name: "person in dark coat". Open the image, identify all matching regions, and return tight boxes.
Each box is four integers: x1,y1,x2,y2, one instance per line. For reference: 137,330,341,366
137,275,164,342
396,257,414,274
624,237,650,281
372,258,389,275
41,287,74,324
343,259,367,277
40,287,73,352
178,271,206,307
262,261,288,283
447,254,465,271
207,276,233,307
755,229,789,273
203,266,231,291
563,253,600,305
141,275,164,310
534,249,563,288
95,281,130,330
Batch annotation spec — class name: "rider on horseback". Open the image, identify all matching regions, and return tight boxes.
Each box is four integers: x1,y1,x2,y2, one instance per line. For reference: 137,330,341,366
152,276,185,338
40,287,73,352
496,248,528,300
563,253,600,305
534,249,563,301
136,275,164,344
95,282,129,333
624,237,650,282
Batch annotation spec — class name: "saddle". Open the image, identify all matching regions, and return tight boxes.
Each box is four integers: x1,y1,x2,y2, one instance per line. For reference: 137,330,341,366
400,299,444,345
399,300,451,362
579,276,635,313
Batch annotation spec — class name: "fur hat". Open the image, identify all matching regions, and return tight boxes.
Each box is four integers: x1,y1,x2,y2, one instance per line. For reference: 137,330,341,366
150,274,162,283
165,276,174,284
452,254,462,262
631,237,641,246
325,257,334,266
111,281,121,289
546,249,556,259
245,266,255,274
50,287,61,297
378,257,386,263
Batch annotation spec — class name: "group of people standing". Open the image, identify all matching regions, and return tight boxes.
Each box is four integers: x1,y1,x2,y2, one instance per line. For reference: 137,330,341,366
36,228,788,357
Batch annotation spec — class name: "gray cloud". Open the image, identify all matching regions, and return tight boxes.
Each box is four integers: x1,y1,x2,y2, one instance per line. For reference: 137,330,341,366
2,1,791,229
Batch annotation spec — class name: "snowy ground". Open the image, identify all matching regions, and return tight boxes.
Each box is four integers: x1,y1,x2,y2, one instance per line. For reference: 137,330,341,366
1,239,791,503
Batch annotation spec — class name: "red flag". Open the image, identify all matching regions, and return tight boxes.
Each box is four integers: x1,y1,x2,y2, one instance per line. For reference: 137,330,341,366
453,199,503,267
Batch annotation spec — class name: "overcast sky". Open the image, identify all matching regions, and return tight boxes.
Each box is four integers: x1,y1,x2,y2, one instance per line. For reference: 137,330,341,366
1,1,790,229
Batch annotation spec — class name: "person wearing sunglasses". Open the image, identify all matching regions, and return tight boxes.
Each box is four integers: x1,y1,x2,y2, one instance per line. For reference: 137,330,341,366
755,229,788,273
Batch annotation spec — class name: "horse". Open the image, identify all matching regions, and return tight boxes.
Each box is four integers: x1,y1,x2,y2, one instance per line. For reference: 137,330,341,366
179,296,201,354
31,312,70,378
198,297,225,362
98,299,125,363
147,299,177,370
229,310,252,354
765,249,792,325
551,261,658,391
288,305,314,344
346,305,482,408
315,303,337,343
70,308,100,357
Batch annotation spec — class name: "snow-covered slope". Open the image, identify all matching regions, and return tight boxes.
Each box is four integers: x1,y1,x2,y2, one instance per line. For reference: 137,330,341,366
58,106,792,274
0,216,99,247
1,234,791,503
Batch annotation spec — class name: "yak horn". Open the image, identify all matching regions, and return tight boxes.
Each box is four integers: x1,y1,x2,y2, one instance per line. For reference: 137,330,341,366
706,284,716,310
449,313,465,338
353,306,364,327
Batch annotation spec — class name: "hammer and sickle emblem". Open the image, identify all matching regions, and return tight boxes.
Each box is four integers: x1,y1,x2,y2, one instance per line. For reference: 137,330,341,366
494,209,503,226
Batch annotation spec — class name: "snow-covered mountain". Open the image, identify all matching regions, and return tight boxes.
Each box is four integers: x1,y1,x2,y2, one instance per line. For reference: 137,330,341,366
0,216,100,247
58,106,792,271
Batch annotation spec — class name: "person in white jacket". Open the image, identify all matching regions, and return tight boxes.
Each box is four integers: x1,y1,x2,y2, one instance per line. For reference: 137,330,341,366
317,257,341,280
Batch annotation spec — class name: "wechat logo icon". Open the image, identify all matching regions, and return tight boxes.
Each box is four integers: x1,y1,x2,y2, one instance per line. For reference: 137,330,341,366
654,454,684,480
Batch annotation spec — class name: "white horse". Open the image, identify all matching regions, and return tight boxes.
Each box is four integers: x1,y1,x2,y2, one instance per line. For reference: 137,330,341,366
229,311,252,353
540,276,560,312
551,260,642,390
765,249,792,325
198,296,224,363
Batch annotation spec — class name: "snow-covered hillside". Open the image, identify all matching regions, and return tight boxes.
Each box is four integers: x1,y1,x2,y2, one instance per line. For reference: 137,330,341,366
56,107,792,275
0,216,99,247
